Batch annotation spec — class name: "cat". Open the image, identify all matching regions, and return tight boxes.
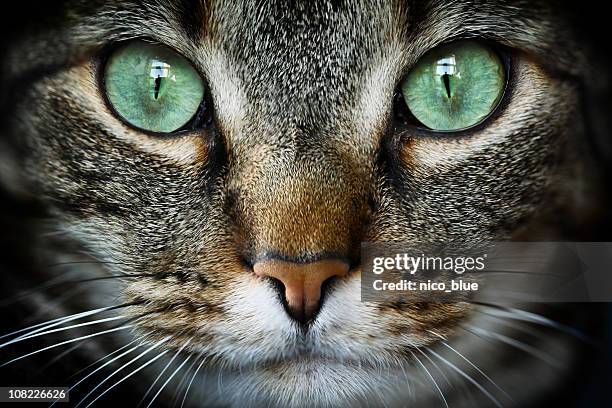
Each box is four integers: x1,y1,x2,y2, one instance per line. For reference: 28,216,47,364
0,0,610,407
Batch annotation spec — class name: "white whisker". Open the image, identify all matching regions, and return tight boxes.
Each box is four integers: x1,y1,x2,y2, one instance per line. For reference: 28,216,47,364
170,355,199,406
84,350,171,408
467,325,561,368
0,326,132,368
413,345,453,388
476,305,591,343
407,348,448,408
1,315,125,349
39,340,87,374
180,354,206,408
426,347,503,408
138,338,192,408
146,355,192,408
75,336,170,408
0,305,123,342
427,330,513,403
68,340,138,381
49,341,140,408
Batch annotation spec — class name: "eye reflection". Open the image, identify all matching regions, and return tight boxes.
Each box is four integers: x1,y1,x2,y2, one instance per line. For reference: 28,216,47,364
435,55,457,75
150,60,175,100
435,55,457,98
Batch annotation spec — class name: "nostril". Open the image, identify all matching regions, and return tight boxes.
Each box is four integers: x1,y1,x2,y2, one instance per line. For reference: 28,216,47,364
262,274,308,323
263,275,287,304
253,258,349,324
319,276,340,310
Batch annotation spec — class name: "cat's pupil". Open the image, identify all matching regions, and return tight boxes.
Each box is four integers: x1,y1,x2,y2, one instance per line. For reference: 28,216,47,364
435,56,457,99
442,73,451,98
154,76,162,99
149,60,171,101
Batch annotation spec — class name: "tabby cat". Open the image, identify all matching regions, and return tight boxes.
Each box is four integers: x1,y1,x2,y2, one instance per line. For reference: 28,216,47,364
0,0,609,407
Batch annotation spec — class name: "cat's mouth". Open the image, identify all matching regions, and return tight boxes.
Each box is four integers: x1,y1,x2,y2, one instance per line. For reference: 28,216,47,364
199,343,405,373
244,354,387,372
131,317,412,374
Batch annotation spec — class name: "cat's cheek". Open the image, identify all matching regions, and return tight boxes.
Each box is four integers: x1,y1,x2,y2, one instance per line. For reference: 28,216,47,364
388,56,580,240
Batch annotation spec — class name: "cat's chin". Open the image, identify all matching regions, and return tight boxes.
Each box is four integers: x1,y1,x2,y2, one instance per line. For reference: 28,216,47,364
218,358,409,407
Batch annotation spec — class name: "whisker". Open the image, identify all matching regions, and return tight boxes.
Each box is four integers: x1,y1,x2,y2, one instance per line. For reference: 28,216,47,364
0,302,141,342
180,354,206,408
427,330,513,403
83,349,171,408
146,355,192,408
67,340,139,382
49,341,140,408
0,315,125,349
397,356,414,401
31,316,149,377
413,345,453,388
39,313,151,375
169,355,199,407
45,261,133,268
75,337,171,408
0,307,112,341
408,338,477,404
1,274,151,307
473,310,543,336
465,324,561,368
426,346,503,408
138,339,192,408
406,347,448,408
38,341,87,375
1,326,133,368
473,303,594,344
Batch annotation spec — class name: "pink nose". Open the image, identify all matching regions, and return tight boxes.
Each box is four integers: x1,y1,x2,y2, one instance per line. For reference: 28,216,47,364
253,259,349,322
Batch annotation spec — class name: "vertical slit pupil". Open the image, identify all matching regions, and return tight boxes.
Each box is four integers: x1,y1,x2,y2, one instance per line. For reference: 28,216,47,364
442,73,451,98
154,76,162,99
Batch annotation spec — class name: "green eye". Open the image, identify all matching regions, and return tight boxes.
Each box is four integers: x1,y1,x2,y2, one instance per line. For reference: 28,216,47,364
104,41,205,133
401,41,505,131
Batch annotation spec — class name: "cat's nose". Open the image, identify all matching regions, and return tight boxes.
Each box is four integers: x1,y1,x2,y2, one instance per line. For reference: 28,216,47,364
253,258,349,323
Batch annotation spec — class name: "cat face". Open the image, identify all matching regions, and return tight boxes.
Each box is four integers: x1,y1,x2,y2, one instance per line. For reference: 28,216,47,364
3,0,590,406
